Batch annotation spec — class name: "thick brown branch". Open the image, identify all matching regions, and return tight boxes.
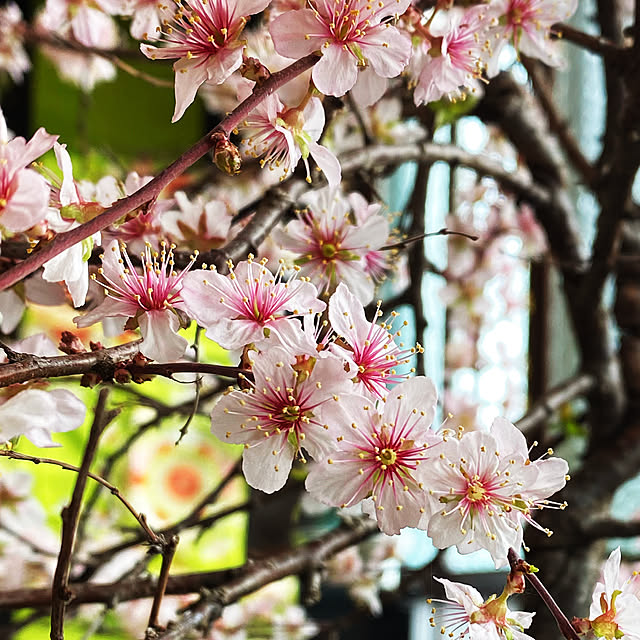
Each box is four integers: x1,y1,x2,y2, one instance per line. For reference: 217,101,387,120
339,143,552,209
0,340,141,388
580,517,640,540
553,22,627,58
523,58,596,186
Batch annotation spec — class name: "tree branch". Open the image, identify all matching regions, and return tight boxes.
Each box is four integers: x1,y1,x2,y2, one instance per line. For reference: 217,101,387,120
50,389,115,640
580,517,640,540
154,517,379,640
553,22,627,59
0,340,141,388
0,446,161,549
515,372,596,435
0,55,319,292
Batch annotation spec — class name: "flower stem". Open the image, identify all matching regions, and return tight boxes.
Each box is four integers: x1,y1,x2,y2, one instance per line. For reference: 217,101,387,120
507,548,580,640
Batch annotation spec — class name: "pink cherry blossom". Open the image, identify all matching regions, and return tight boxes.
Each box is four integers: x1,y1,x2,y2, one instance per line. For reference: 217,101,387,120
587,547,640,640
274,187,389,304
141,0,271,122
74,239,197,362
102,172,172,253
407,7,490,106
0,109,57,242
328,283,418,399
161,190,233,252
430,577,535,640
485,0,579,76
269,0,412,98
181,257,326,351
210,342,353,493
423,417,569,567
239,88,341,187
306,377,439,535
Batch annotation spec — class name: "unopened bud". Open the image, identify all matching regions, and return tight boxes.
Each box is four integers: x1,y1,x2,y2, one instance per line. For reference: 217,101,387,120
211,132,241,175
240,55,271,84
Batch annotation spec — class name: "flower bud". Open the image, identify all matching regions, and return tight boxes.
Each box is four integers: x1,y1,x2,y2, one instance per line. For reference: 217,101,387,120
211,133,242,175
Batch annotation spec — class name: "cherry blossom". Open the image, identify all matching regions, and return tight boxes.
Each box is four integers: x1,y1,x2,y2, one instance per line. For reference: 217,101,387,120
269,0,412,98
0,3,31,82
586,547,640,640
121,0,174,41
423,417,569,567
74,239,197,362
0,335,86,447
407,7,489,106
306,376,439,535
328,283,418,399
210,341,353,493
181,257,326,351
41,143,107,307
239,88,341,187
103,171,172,253
141,0,271,122
0,109,57,243
274,187,390,304
161,190,233,252
430,577,535,640
39,0,121,90
485,0,579,76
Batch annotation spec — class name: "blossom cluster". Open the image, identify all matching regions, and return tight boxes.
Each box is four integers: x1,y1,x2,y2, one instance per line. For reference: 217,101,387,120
2,1,577,123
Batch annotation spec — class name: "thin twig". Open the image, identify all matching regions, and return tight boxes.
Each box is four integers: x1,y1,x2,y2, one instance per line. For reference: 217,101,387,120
381,227,479,251
50,389,114,640
0,447,161,548
147,535,179,633
553,22,627,58
507,548,580,640
86,463,243,570
128,362,251,380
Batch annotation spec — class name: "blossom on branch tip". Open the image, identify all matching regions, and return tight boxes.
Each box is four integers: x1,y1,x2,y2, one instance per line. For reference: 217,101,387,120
73,239,197,362
0,335,86,447
306,376,439,535
484,0,579,76
0,3,30,82
586,547,640,640
423,417,569,567
269,0,412,98
429,577,535,639
406,7,490,107
141,0,270,122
